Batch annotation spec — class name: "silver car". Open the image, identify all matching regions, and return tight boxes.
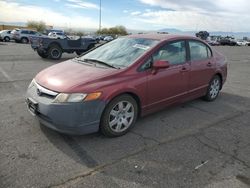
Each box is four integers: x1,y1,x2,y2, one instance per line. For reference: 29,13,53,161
0,30,12,42
11,29,43,43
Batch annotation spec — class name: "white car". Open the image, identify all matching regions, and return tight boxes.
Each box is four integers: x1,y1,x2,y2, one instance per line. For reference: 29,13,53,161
0,30,12,42
48,32,67,39
237,40,250,46
104,36,114,41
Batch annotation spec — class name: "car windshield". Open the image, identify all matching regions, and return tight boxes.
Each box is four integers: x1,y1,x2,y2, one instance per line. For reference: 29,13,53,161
79,37,159,68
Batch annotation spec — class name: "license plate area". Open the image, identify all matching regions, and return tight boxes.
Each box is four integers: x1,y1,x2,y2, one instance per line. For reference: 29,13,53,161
26,98,38,115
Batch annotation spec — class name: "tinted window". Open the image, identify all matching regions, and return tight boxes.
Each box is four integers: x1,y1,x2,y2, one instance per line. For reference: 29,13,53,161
189,41,211,61
56,33,63,35
30,31,37,35
7,31,11,34
153,41,186,65
21,30,29,34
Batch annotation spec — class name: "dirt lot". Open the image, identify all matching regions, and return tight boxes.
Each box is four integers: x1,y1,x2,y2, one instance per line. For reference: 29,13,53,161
0,42,250,188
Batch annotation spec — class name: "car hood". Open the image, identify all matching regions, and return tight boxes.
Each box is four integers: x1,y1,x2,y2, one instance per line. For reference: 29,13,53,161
35,60,118,93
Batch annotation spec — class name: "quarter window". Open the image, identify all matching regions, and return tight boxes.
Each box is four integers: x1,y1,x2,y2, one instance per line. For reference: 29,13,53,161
153,41,186,65
189,41,212,61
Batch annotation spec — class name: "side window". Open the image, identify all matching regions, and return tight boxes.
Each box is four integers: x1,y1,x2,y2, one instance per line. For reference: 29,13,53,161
21,30,28,34
189,41,211,61
7,31,11,34
30,31,36,35
152,41,186,65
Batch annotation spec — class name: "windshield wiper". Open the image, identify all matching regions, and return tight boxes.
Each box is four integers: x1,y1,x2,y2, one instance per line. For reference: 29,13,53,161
83,58,119,69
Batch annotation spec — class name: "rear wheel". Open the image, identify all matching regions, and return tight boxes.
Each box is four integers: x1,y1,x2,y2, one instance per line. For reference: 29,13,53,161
203,75,221,101
4,36,10,42
100,94,138,137
76,51,84,56
88,44,95,50
48,44,62,60
37,51,49,58
21,37,29,44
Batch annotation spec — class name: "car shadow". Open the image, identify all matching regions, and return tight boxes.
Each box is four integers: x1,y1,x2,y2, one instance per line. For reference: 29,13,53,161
40,91,250,174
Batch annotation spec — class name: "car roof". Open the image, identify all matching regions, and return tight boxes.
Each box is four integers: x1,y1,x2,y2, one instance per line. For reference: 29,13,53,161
127,33,199,41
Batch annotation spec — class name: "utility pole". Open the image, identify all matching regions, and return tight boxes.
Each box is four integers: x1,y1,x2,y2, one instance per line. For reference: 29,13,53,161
99,0,102,30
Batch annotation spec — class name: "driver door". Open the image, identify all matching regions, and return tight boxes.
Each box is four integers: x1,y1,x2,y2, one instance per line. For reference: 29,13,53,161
145,40,190,113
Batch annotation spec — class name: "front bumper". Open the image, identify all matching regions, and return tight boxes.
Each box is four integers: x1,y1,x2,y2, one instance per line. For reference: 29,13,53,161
26,83,106,135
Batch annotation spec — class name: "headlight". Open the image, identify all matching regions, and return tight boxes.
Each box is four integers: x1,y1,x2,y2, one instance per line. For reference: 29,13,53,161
53,92,101,103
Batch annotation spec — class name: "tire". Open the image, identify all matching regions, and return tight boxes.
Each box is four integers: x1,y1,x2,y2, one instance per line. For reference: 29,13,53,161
100,94,138,137
88,44,95,50
203,75,221,102
37,51,49,58
21,37,29,44
48,44,62,60
4,36,10,42
76,51,83,56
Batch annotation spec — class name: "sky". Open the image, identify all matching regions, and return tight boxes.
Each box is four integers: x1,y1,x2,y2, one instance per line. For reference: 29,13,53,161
0,0,250,32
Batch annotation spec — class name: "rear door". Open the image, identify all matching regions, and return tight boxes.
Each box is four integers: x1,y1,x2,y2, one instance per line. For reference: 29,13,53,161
188,40,215,95
145,40,190,112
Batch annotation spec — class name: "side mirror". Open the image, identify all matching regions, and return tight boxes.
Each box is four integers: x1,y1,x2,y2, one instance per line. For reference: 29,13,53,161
153,60,170,69
152,60,170,74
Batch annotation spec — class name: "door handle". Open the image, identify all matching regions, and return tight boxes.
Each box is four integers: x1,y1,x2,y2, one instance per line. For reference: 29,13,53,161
207,62,212,67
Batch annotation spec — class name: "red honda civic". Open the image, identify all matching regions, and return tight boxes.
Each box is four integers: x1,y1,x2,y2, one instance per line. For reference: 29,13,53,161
26,34,227,137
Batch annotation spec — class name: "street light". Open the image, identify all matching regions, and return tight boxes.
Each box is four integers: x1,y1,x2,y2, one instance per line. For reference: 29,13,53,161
99,0,102,30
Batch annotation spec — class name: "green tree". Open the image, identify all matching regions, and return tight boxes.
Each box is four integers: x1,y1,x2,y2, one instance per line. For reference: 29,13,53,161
96,25,128,36
27,21,46,32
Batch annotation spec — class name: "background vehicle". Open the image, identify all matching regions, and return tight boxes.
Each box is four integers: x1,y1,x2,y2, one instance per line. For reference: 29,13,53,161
219,37,237,46
26,34,227,137
104,36,114,41
11,29,43,43
30,36,97,60
0,30,12,42
196,31,210,40
48,32,67,39
236,39,250,46
207,40,220,46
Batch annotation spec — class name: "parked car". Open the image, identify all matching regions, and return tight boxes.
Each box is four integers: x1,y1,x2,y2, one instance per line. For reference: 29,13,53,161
236,39,250,46
104,36,114,41
207,40,220,46
0,30,12,42
48,32,67,39
30,36,96,60
26,34,227,137
219,38,237,46
11,29,43,43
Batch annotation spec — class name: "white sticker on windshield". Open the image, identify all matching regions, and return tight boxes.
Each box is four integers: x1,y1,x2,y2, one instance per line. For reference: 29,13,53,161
133,44,150,50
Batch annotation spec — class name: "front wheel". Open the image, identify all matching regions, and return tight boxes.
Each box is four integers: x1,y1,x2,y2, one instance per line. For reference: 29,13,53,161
203,75,221,102
21,37,29,44
4,36,10,42
100,94,138,137
48,45,62,60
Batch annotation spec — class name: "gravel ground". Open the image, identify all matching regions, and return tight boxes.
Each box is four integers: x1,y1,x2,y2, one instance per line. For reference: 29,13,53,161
0,42,250,188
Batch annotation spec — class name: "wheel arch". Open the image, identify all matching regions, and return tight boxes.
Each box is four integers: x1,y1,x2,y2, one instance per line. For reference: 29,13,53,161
103,91,142,117
48,42,62,49
214,72,223,90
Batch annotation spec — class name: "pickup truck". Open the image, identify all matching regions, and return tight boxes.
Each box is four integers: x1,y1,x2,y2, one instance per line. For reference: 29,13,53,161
30,36,97,60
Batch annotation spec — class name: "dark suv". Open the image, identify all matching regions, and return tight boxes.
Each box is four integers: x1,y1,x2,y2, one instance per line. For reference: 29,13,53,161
11,29,43,43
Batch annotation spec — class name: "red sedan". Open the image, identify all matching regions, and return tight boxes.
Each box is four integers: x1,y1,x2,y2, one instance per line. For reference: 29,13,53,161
26,34,227,137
